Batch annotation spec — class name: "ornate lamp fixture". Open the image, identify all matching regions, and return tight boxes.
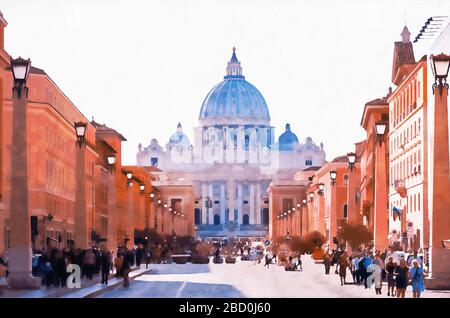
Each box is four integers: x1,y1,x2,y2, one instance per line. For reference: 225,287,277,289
329,170,337,186
318,183,325,196
375,121,388,146
11,57,31,98
430,53,450,96
347,152,356,171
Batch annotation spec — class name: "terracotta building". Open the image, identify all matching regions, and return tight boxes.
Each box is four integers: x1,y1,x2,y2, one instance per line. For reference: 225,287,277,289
387,28,429,253
359,96,390,251
268,178,307,239
0,11,8,250
1,55,98,251
91,120,127,250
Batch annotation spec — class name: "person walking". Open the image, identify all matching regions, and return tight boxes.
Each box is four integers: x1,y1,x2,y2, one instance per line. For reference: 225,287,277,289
100,249,111,285
54,250,67,288
394,258,409,298
372,253,384,295
114,251,124,278
408,250,423,268
361,253,373,289
385,256,397,297
122,249,132,287
145,247,152,269
136,246,143,268
323,252,331,275
409,260,425,298
39,251,53,288
263,253,270,268
351,254,360,284
83,248,95,280
297,254,303,271
337,252,349,286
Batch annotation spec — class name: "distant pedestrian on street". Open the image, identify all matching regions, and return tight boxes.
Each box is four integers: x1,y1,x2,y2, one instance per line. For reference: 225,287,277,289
100,249,112,285
361,253,372,289
351,254,360,284
372,252,384,295
337,252,349,286
323,252,331,275
408,250,423,268
145,248,152,269
122,249,132,287
385,256,397,297
136,247,143,268
394,258,409,298
39,251,53,288
114,252,124,278
84,248,95,280
264,253,271,268
54,250,67,288
409,260,424,298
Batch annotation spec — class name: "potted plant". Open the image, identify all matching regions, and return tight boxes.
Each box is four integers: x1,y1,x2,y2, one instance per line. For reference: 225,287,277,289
191,242,211,264
224,246,236,264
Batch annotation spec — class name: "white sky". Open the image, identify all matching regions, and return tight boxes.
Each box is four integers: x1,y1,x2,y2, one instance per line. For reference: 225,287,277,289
1,0,449,164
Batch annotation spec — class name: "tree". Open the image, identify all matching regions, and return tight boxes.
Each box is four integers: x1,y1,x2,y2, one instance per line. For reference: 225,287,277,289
304,231,326,250
289,236,310,255
336,222,373,250
271,236,286,245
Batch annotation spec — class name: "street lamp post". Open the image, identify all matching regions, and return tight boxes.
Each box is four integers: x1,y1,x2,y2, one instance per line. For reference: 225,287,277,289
162,203,168,239
373,119,389,251
302,199,307,236
125,171,134,247
426,53,450,288
149,192,155,230
7,57,40,288
156,197,161,232
106,154,117,251
74,120,89,250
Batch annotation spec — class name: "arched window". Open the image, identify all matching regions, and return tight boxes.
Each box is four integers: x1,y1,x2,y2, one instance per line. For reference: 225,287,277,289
243,214,249,225
214,214,220,225
244,135,249,150
343,204,348,218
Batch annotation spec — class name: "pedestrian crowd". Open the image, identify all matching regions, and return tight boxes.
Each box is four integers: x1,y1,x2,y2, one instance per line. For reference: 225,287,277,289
323,248,425,298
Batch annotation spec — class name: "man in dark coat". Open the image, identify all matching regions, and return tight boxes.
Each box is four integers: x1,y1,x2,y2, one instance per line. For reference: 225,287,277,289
122,249,132,287
100,249,111,285
136,247,143,267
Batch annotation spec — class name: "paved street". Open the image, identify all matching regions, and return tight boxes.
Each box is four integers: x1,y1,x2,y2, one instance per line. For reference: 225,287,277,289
96,256,450,298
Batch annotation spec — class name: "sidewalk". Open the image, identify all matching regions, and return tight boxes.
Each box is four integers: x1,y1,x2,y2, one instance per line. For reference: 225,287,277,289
0,265,151,298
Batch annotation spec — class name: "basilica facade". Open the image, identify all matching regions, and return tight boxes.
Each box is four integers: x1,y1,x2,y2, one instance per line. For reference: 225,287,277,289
137,48,326,237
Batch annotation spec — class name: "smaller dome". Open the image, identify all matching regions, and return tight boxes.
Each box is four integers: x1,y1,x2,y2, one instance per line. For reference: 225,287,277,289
278,123,299,151
168,122,191,146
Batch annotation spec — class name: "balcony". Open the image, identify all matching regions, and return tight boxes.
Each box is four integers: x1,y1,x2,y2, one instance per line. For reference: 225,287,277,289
394,179,407,198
